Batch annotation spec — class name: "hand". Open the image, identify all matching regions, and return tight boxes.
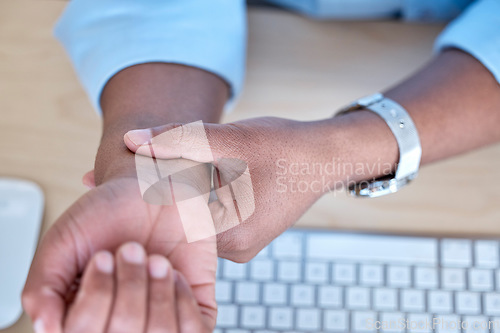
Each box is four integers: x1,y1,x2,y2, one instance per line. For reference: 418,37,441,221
64,243,211,333
22,177,217,333
122,117,343,262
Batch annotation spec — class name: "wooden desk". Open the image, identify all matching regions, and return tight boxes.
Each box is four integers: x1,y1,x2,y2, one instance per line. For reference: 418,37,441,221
1,1,499,332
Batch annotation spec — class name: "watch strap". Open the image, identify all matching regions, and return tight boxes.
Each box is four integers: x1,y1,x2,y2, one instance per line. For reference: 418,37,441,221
336,93,422,197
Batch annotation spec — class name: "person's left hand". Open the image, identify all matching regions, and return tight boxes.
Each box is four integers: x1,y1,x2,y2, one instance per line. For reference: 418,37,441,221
64,243,211,333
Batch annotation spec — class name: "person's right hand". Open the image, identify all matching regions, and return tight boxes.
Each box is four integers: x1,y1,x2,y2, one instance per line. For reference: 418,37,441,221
64,243,210,333
22,176,217,333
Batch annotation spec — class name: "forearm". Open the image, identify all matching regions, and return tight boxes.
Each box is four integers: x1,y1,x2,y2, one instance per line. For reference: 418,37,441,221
385,49,500,164
94,63,229,184
320,49,500,186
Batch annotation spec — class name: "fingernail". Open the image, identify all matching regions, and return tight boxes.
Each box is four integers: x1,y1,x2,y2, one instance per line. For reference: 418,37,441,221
126,129,152,146
148,256,169,279
33,319,45,333
121,242,145,264
95,251,114,274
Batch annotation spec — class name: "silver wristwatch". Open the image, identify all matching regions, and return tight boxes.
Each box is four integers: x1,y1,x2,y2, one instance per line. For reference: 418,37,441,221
336,93,422,198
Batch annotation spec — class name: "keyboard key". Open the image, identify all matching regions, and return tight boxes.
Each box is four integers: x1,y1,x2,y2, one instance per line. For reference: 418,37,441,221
351,311,376,332
274,233,302,259
215,280,232,303
434,314,461,333
235,282,260,304
463,315,488,333
441,268,466,290
241,306,266,329
468,269,493,291
250,259,274,281
333,263,356,285
388,265,411,287
324,310,348,332
484,293,500,315
263,283,287,305
475,241,499,268
318,286,342,308
414,267,438,289
380,312,405,332
428,290,453,314
456,291,481,314
223,261,247,280
291,285,314,307
346,287,370,310
307,233,437,265
296,308,320,331
278,261,301,282
441,239,472,267
492,317,500,333
360,264,384,286
401,289,425,312
373,288,397,311
269,307,293,330
496,270,500,291
217,304,238,328
215,232,500,332
407,313,432,332
305,262,329,283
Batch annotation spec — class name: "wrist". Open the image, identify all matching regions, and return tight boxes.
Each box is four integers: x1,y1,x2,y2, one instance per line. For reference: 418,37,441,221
93,63,228,185
309,110,399,194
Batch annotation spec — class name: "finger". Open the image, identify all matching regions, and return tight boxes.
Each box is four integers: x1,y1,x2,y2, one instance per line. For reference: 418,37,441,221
124,121,218,163
22,225,81,333
174,272,210,333
147,220,218,329
64,252,115,333
145,255,177,333
123,123,179,150
107,243,148,333
82,170,96,189
209,158,255,235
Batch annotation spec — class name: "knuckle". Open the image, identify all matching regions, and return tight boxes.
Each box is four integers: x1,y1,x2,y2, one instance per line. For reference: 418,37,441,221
118,274,146,288
107,321,132,333
153,122,182,138
86,276,113,295
149,286,172,304
149,292,168,304
21,289,36,313
217,227,258,263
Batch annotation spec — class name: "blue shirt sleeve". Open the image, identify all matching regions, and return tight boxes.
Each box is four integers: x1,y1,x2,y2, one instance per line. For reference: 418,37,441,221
434,0,500,84
54,0,247,114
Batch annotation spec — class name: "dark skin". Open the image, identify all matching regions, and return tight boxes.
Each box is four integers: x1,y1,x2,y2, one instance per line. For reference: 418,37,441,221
95,63,228,184
23,49,500,331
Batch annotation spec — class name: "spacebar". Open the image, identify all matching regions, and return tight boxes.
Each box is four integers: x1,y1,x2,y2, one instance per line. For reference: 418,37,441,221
306,233,438,265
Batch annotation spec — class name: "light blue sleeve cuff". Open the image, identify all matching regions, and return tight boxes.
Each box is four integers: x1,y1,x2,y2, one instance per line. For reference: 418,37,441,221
54,0,246,114
434,0,500,84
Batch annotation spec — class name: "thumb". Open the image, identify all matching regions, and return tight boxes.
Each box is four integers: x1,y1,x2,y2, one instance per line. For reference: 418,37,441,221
124,121,223,163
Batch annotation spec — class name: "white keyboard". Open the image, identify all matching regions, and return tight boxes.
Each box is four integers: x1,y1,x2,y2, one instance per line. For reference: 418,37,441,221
215,229,500,332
